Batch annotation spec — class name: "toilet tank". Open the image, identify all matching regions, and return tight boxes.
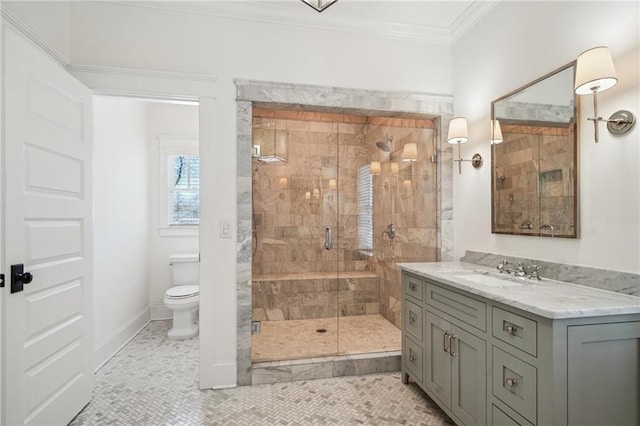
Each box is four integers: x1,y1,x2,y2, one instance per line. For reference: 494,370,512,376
170,253,200,286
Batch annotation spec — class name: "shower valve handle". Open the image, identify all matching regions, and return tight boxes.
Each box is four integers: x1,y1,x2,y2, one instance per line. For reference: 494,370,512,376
325,227,332,250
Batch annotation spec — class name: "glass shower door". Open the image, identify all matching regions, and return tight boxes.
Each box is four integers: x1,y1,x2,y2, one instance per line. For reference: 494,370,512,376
250,110,339,362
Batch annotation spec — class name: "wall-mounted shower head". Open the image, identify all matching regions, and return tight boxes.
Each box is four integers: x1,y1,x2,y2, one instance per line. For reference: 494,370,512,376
375,135,393,152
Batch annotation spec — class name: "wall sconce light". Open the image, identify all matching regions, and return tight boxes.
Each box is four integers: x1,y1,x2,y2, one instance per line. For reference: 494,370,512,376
491,120,503,144
328,178,337,189
305,191,311,200
312,188,320,199
402,143,418,162
574,46,636,143
370,161,381,175
448,117,482,174
279,177,288,189
301,0,338,12
390,162,399,174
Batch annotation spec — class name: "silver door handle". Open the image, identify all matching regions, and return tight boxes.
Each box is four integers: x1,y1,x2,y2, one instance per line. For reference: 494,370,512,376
448,334,457,357
325,227,332,250
443,331,450,353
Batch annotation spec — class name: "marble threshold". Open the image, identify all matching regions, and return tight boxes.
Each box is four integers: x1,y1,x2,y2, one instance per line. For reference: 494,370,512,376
252,351,401,385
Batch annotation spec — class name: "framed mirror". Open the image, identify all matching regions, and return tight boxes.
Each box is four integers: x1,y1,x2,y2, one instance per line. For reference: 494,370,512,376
491,62,578,238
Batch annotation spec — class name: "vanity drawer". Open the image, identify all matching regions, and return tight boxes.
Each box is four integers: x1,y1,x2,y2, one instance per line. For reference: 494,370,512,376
492,307,538,357
403,274,424,302
492,347,537,424
403,336,423,383
426,282,486,332
404,299,423,342
492,404,534,426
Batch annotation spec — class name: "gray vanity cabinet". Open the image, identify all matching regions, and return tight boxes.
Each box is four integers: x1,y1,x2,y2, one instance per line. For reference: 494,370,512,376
425,312,486,426
566,322,640,425
401,269,640,426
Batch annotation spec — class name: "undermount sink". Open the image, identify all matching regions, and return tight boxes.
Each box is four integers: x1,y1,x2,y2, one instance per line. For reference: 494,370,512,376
454,273,525,288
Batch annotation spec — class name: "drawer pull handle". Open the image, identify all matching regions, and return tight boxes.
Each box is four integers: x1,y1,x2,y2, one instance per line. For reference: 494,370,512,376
505,377,518,388
409,282,417,291
505,324,518,335
443,331,450,353
448,334,457,357
409,312,417,324
409,355,416,362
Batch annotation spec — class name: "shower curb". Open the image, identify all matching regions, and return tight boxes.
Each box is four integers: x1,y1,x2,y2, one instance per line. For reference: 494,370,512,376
251,351,401,385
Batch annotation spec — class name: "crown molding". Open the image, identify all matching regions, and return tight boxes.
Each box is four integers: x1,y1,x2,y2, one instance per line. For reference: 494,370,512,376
67,64,217,84
450,0,500,43
94,1,494,45
0,4,71,66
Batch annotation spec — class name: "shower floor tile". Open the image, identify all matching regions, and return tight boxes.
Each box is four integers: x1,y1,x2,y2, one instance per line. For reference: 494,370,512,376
251,314,401,363
70,320,452,426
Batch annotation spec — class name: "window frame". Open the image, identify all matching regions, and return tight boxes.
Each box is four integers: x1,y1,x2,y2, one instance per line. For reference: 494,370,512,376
158,136,199,237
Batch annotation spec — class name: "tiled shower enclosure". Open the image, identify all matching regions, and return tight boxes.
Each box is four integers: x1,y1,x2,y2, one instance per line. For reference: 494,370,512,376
236,80,454,385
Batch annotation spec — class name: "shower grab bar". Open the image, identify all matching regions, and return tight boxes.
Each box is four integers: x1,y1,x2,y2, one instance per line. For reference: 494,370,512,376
325,227,332,250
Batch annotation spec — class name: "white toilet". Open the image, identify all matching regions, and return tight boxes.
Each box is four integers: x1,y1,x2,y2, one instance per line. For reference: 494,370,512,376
164,253,200,339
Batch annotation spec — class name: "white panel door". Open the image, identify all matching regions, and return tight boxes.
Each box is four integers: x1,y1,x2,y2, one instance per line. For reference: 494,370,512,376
2,27,94,425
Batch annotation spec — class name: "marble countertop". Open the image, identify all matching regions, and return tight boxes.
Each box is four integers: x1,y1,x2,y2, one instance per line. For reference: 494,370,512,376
397,261,640,319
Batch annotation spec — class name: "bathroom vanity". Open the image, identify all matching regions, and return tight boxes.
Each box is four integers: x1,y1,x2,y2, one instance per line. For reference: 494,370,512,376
398,262,640,426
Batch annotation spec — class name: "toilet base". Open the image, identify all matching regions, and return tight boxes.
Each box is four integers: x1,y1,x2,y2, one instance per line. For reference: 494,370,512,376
168,323,199,339
167,306,199,340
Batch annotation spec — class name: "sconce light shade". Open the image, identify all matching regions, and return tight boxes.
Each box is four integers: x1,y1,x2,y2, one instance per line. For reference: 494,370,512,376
447,117,469,144
328,178,337,189
279,177,288,188
491,120,503,144
370,161,381,175
401,143,418,162
390,162,399,174
574,46,618,95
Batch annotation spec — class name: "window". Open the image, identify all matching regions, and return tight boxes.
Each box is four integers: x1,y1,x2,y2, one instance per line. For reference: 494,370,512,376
168,155,200,225
357,165,373,253
158,137,199,236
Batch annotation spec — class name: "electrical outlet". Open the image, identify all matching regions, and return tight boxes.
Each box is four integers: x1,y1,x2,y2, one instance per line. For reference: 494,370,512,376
251,321,261,334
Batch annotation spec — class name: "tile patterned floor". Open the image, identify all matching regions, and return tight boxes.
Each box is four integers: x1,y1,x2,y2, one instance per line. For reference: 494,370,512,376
70,320,452,426
252,314,402,363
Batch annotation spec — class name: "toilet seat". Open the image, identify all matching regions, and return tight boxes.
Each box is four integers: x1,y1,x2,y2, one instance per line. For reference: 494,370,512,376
165,285,199,299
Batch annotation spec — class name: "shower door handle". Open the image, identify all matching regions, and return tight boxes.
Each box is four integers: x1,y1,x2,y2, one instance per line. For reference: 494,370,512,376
324,227,332,250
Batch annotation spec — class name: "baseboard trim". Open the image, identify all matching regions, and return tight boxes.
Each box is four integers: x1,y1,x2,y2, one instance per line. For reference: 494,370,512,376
94,306,151,371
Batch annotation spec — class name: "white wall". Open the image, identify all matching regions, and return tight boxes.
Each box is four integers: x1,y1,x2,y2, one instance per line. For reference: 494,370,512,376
452,1,640,273
147,102,199,319
93,97,151,369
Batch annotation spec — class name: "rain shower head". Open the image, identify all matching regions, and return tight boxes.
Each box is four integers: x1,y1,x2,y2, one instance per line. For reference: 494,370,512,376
375,136,393,152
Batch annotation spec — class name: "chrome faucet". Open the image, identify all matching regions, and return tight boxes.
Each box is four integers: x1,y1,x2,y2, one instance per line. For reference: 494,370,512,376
497,260,542,280
497,260,526,277
382,224,396,239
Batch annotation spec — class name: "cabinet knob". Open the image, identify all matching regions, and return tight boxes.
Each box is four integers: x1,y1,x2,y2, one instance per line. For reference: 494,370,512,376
409,312,416,324
409,282,417,291
409,355,416,362
505,377,518,388
505,324,518,336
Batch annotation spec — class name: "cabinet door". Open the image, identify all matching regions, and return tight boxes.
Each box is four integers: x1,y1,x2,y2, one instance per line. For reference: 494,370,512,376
567,322,640,426
451,324,487,426
425,312,452,408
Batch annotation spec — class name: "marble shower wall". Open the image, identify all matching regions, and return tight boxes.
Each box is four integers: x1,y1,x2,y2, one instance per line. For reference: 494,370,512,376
367,119,438,328
251,108,438,328
494,124,575,236
251,108,371,275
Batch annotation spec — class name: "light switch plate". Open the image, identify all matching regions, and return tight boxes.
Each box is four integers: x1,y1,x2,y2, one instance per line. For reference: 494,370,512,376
219,220,232,239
